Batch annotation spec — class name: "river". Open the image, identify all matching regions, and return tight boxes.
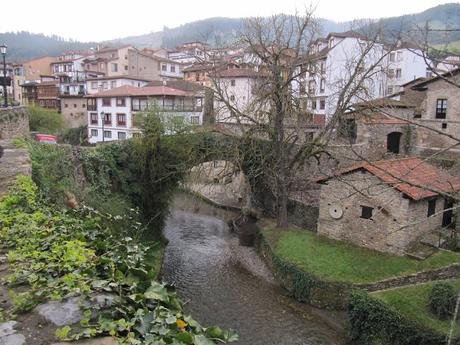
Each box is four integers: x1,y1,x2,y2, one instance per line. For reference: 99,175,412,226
160,193,347,345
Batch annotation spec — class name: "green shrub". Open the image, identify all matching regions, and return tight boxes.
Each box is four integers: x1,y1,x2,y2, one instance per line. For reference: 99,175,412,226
429,282,457,319
28,105,63,134
59,125,88,145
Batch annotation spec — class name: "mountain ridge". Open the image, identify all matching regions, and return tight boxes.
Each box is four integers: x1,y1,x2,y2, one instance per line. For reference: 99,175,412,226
1,3,459,61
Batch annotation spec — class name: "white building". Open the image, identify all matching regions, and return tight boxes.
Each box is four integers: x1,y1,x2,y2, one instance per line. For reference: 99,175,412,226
86,84,204,143
302,31,429,120
385,41,429,95
86,76,151,95
212,68,263,125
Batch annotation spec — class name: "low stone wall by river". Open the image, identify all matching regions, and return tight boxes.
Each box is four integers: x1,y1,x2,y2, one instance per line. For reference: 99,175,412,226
0,107,29,140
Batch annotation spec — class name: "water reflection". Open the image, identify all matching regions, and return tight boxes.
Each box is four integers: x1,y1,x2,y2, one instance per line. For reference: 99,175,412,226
161,193,345,345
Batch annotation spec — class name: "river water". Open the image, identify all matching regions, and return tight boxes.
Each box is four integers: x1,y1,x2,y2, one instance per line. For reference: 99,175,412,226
160,194,346,345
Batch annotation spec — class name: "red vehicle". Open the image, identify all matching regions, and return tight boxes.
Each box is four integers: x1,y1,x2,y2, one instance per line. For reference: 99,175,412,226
34,134,57,144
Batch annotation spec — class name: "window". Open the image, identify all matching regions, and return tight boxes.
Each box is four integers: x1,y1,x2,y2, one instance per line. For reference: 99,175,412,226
116,97,125,107
360,206,373,219
100,63,105,70
396,51,403,61
111,81,117,89
427,199,436,217
436,99,447,119
102,98,111,106
90,113,98,124
320,78,325,93
102,82,108,90
64,103,68,108
111,63,118,72
103,113,112,125
230,79,236,86
162,64,167,71
311,100,317,110
190,116,200,124
387,86,393,95
388,69,395,78
117,113,126,126
73,104,77,108
82,103,86,108
320,61,325,74
308,80,316,94
91,81,98,89
389,52,395,62
170,65,176,73
320,100,325,110
118,132,127,140
124,65,128,71
90,129,98,137
133,132,141,138
442,123,447,129
230,95,235,101
395,69,402,79
103,130,112,138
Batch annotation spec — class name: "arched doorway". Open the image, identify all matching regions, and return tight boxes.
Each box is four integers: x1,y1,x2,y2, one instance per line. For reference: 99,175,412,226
387,132,402,154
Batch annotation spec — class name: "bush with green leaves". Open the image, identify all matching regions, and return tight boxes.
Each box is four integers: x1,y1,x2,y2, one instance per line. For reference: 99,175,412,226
28,105,63,134
0,176,238,344
429,282,457,319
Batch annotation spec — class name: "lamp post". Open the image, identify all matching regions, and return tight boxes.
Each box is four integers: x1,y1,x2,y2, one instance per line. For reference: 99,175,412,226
100,111,105,143
0,44,7,107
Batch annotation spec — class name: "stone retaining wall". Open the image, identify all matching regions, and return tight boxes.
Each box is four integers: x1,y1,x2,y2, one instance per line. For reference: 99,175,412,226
359,263,460,292
0,107,29,139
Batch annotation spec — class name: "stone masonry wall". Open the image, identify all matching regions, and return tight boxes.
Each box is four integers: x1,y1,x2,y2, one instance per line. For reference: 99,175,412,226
317,171,443,255
0,107,30,140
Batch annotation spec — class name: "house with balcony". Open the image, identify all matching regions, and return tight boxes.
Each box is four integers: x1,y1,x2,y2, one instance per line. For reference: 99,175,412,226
86,84,204,144
86,76,151,95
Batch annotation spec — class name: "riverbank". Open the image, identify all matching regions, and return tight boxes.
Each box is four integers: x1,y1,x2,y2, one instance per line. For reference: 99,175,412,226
257,222,460,344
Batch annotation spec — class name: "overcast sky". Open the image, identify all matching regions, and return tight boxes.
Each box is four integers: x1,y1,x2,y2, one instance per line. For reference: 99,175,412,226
0,0,453,42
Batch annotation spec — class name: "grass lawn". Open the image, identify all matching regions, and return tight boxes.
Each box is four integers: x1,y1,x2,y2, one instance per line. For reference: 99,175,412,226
263,227,460,284
372,280,460,337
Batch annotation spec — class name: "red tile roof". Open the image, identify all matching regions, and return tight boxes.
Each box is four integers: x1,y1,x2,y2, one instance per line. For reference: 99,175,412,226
317,157,460,200
85,85,192,98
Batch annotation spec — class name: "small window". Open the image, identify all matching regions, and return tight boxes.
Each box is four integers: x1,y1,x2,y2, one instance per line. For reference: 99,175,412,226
230,95,235,101
111,81,117,89
190,116,200,124
162,64,167,71
320,100,325,110
427,199,436,217
396,68,402,79
90,129,98,137
91,81,98,89
73,104,77,108
118,131,127,140
103,130,112,138
90,113,98,124
360,206,374,219
102,98,111,106
442,123,447,129
170,65,176,73
311,100,317,110
436,99,447,119
230,79,236,86
116,97,125,107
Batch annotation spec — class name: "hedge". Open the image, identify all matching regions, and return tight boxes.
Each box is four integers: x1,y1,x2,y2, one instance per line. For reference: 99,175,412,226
348,291,455,345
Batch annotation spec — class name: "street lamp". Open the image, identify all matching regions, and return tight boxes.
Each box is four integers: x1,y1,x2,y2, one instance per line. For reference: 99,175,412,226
0,44,7,107
100,111,105,143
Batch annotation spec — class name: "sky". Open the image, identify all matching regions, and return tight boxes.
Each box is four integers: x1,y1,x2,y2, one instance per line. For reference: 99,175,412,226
0,0,454,42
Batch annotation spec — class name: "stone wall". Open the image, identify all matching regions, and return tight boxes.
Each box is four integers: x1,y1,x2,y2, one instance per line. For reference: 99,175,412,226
60,97,87,128
0,107,29,140
317,171,444,255
0,140,31,196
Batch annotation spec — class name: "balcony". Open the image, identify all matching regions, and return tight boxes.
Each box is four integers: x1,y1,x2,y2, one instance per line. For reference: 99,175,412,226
104,120,112,126
117,121,126,127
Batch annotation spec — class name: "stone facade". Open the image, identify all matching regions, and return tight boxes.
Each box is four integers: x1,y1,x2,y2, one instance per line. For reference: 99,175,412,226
413,78,460,151
0,140,32,196
60,96,87,128
318,171,446,255
0,107,29,140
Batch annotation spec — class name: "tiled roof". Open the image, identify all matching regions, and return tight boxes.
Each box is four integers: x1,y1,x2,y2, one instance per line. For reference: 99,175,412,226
85,75,152,82
317,157,460,200
85,85,193,98
213,68,262,78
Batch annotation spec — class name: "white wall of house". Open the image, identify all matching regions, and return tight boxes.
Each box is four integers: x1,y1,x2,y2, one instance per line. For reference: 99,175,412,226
87,95,204,144
160,62,184,79
386,49,428,94
86,78,149,95
214,76,255,124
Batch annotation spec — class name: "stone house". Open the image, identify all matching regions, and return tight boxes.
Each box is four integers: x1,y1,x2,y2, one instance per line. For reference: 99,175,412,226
335,98,414,160
317,157,460,255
